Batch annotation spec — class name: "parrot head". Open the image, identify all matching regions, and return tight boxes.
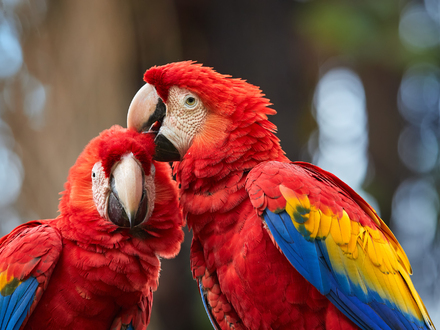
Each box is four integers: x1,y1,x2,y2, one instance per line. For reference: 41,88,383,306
127,61,279,163
60,125,157,230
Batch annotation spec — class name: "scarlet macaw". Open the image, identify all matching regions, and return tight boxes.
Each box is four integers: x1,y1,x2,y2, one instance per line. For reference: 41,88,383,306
0,126,183,330
127,61,436,330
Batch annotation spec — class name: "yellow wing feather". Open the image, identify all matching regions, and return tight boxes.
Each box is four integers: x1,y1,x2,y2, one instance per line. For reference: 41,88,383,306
280,186,435,329
318,210,332,239
339,210,352,245
0,270,21,294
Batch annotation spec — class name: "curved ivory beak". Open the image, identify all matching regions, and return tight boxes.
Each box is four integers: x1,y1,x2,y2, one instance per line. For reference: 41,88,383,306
127,83,181,161
127,83,159,132
112,154,143,226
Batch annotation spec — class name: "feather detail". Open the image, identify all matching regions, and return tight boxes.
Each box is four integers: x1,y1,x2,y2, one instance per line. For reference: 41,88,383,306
247,161,435,330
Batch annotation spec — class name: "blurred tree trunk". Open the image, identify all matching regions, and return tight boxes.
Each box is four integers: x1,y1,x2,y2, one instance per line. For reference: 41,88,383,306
11,1,137,220
360,64,404,223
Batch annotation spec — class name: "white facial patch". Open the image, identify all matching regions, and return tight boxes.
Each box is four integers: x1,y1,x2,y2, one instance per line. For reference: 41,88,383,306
144,163,156,221
91,162,110,218
161,86,208,156
91,160,157,225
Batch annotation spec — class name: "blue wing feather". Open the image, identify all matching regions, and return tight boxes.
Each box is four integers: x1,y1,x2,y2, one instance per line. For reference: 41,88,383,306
0,276,38,330
370,300,411,330
8,277,38,330
0,294,10,329
265,210,331,293
264,209,428,330
264,210,309,279
198,280,220,330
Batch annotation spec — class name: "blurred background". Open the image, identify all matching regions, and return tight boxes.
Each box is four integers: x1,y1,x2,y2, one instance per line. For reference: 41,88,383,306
0,0,439,328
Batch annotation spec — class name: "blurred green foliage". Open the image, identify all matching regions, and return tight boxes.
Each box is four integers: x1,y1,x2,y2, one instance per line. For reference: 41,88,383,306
296,1,439,67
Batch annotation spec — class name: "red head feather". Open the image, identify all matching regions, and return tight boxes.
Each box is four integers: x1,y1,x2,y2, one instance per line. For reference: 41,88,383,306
60,125,155,216
98,127,155,177
144,61,276,122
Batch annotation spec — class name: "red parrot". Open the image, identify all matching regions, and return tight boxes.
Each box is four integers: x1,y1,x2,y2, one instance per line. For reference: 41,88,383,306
0,125,183,330
127,61,436,330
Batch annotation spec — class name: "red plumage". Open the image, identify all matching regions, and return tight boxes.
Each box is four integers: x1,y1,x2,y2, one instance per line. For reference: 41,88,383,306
0,125,183,330
131,61,435,329
143,62,358,329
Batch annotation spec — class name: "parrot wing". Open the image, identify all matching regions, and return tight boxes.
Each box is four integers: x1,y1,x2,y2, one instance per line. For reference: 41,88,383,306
0,220,62,330
246,161,435,330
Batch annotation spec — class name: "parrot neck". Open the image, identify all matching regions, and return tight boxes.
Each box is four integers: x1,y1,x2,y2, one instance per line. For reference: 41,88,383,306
175,121,289,233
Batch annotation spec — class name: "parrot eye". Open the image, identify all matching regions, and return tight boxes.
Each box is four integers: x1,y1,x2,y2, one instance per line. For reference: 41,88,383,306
184,95,198,108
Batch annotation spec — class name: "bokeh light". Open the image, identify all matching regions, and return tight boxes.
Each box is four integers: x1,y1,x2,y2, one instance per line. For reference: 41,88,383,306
392,178,439,255
398,64,440,125
424,0,440,23
399,3,439,50
0,20,22,79
311,67,377,209
0,145,23,207
23,73,47,130
398,125,438,173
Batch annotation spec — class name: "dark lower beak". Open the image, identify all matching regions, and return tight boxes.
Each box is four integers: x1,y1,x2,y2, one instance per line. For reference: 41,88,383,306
108,191,149,228
154,134,181,162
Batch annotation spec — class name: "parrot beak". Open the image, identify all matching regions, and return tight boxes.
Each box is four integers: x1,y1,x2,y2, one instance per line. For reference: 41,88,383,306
107,154,149,228
127,83,181,162
127,83,163,133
